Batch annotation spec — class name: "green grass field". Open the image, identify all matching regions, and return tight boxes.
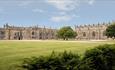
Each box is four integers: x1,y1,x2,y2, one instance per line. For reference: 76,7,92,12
0,40,114,70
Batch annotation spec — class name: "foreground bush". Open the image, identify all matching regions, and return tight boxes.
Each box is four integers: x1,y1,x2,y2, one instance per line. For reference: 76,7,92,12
22,51,80,70
79,44,115,70
21,44,115,70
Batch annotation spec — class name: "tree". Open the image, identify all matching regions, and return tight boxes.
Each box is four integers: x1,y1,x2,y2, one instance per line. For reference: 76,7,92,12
57,26,77,40
105,22,115,39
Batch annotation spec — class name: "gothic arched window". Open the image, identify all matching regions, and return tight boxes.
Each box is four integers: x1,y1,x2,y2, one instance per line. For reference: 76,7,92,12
32,31,35,35
83,32,86,37
39,32,42,36
92,31,96,37
39,32,42,39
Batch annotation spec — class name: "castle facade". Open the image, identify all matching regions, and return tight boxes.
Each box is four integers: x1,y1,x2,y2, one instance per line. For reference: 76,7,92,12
0,24,57,40
0,23,111,40
75,23,111,40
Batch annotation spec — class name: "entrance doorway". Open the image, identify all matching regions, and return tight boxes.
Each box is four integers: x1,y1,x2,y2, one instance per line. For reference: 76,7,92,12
14,31,23,40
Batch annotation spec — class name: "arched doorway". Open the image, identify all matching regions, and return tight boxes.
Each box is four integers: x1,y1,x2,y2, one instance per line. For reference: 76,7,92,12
14,31,23,40
92,31,96,38
31,31,36,39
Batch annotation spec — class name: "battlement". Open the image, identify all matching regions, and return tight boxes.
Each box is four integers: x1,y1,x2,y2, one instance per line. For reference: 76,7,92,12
75,22,111,29
3,23,56,30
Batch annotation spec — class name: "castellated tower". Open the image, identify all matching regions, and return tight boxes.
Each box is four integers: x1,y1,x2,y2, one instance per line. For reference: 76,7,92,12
75,23,111,40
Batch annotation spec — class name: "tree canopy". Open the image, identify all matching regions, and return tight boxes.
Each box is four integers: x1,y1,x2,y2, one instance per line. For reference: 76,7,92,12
57,26,77,40
105,22,115,39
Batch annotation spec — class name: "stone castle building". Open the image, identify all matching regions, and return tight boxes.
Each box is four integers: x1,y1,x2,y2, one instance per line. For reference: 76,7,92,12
0,24,57,40
0,22,112,40
75,23,111,40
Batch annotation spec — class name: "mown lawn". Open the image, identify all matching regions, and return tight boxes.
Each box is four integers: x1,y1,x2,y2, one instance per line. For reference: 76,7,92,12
0,40,114,70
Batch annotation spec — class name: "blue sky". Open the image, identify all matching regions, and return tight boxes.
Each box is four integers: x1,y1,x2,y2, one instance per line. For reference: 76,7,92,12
0,0,115,28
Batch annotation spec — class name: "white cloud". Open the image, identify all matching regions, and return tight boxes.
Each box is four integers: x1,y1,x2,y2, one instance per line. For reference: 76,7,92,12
46,0,95,11
72,14,80,18
32,9,45,13
88,0,95,5
50,15,72,22
50,14,80,22
46,0,79,11
59,12,66,15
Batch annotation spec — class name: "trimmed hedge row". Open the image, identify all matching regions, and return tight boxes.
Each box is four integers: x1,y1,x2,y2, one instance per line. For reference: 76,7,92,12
21,44,115,70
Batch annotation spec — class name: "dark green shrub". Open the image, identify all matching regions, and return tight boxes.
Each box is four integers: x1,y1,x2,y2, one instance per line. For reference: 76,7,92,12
79,44,115,70
21,51,80,70
21,44,115,70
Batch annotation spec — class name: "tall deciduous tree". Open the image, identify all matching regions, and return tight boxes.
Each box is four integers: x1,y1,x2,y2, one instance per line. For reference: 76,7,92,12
57,26,77,40
105,22,115,39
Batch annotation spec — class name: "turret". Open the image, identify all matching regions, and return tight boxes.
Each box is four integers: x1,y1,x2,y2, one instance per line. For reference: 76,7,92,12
4,23,9,28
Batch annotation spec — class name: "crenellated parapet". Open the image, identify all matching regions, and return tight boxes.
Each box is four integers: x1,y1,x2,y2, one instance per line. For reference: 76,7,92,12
75,22,110,29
